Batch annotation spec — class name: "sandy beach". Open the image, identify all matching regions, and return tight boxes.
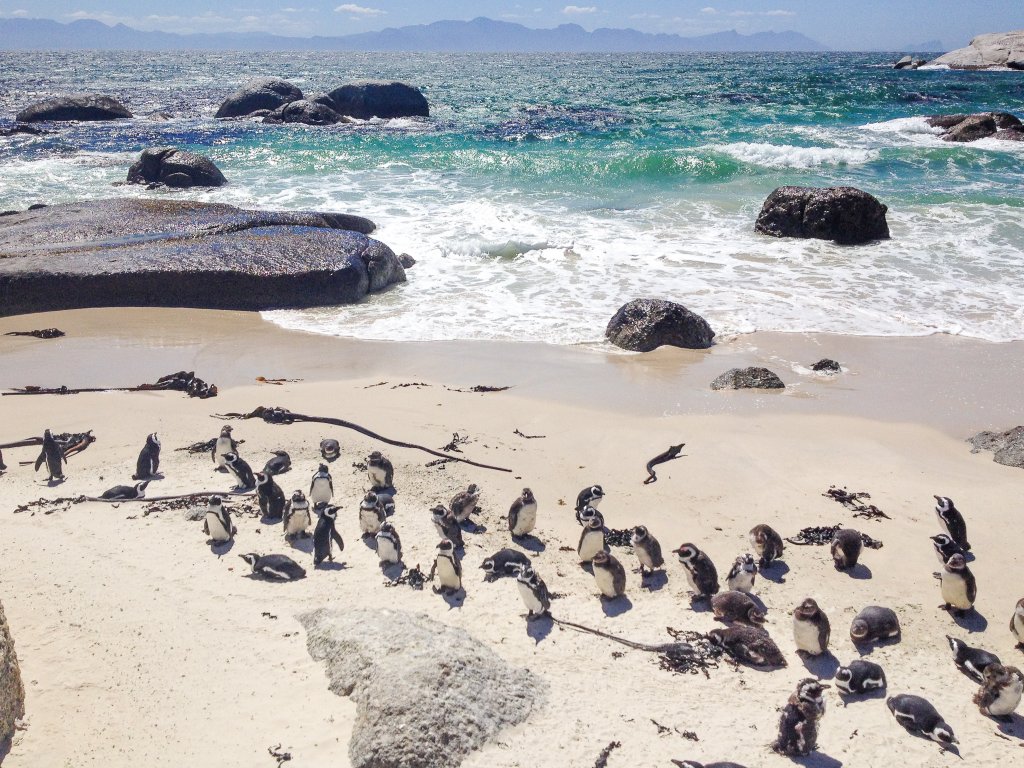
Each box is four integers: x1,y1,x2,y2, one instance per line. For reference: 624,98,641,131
1,309,1023,767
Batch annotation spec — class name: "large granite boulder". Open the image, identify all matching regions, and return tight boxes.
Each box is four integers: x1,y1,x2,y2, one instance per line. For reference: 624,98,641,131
969,426,1024,469
930,30,1024,70
0,199,405,317
711,367,785,390
0,598,25,747
300,608,543,768
324,81,429,120
16,94,132,122
263,99,347,126
215,78,303,119
127,147,227,188
755,186,889,245
927,112,1023,143
605,298,715,352
943,114,997,142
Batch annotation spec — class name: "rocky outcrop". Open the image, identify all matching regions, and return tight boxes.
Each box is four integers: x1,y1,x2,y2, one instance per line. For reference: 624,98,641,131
893,56,926,70
323,81,430,120
711,367,785,390
930,30,1024,70
0,124,45,137
0,598,25,747
126,147,227,188
605,298,715,352
215,78,303,119
16,94,132,122
300,608,543,768
969,426,1024,469
0,199,405,317
755,186,889,245
926,112,1023,143
263,99,347,126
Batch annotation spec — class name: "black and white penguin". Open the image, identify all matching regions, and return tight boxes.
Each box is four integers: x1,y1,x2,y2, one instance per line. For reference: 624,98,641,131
358,491,386,537
366,450,394,490
263,450,291,476
212,426,236,471
773,678,829,757
132,433,161,480
850,605,901,645
576,504,601,527
430,505,464,548
577,512,606,564
222,452,256,490
631,525,664,577
256,473,287,521
707,626,786,668
375,522,402,565
930,534,964,564
887,694,958,747
793,598,831,657
749,524,784,568
430,538,463,595
283,490,312,540
673,543,719,600
726,554,758,593
830,528,863,570
320,438,340,461
591,550,626,599
939,553,976,615
711,591,766,627
450,483,480,523
1012,598,1024,647
238,553,306,581
947,635,1001,682
479,549,532,581
974,663,1024,719
203,495,235,543
35,429,65,481
508,487,537,538
835,660,887,695
312,505,345,566
574,484,604,523
99,481,149,500
672,762,748,768
515,566,551,620
0,449,6,473
309,463,333,506
934,495,970,551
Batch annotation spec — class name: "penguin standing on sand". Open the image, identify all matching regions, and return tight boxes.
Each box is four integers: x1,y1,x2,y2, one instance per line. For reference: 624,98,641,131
726,554,758,593
1012,598,1024,647
358,492,386,536
630,525,664,578
222,452,256,490
366,451,394,490
935,495,970,551
575,485,604,523
793,598,831,657
35,429,65,481
577,513,606,564
0,449,6,473
212,426,236,471
133,433,161,480
429,539,463,595
773,679,829,757
887,694,958,747
939,553,977,615
674,543,719,600
974,664,1024,719
591,551,627,599
450,484,480,524
480,549,532,581
431,505,464,548
256,473,286,521
309,463,333,506
99,481,149,500
947,635,1001,682
313,505,345,566
749,524,784,568
283,491,312,540
508,487,537,539
203,495,235,543
831,529,863,570
515,566,551,620
835,660,887,695
375,522,402,565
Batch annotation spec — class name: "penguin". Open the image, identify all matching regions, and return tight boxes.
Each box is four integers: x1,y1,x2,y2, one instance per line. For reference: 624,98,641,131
749,524,784,568
1012,598,1024,647
366,450,394,490
222,452,256,490
35,428,65,481
576,504,601,527
431,505,464,549
320,438,340,461
850,606,901,645
830,528,863,570
515,566,551,620
591,550,627,599
238,553,306,581
359,491,386,536
262,450,291,476
935,495,970,551
710,591,766,627
212,426,236,471
508,487,537,538
773,678,829,757
99,481,149,500
672,763,748,768
929,534,963,564
256,473,287,521
312,505,345,566
0,449,6,473
479,549,532,581
792,598,831,657
887,694,958,747
132,433,161,480
309,463,333,506
375,522,402,565
707,626,786,668
630,525,664,577
947,635,1001,682
939,553,976,615
974,664,1024,719
429,539,463,595
203,495,235,543
283,490,312,540
575,485,604,522
835,660,887,695
577,512,606,564
450,483,480,523
725,554,758,593
673,543,719,600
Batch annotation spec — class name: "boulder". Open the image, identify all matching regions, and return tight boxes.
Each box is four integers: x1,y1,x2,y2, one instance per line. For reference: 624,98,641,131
894,55,914,69
0,123,45,137
16,94,132,122
711,367,785,390
398,253,416,269
942,114,997,142
127,147,227,188
605,298,715,352
755,186,889,245
930,30,1024,70
300,608,543,768
968,426,1024,469
214,78,303,119
324,81,429,120
926,114,970,129
263,99,347,126
994,128,1024,141
0,598,25,747
810,358,841,373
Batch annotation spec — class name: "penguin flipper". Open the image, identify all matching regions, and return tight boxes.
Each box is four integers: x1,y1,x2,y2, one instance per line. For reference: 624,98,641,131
35,450,44,472
203,519,210,535
332,527,344,551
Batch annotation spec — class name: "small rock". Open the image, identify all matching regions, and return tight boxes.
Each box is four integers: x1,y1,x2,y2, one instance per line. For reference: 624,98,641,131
605,298,715,352
968,426,1024,469
398,253,416,269
711,367,785,390
126,147,227,188
811,358,841,373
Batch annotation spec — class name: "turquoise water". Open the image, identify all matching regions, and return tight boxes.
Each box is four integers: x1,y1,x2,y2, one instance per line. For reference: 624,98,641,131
1,51,1023,342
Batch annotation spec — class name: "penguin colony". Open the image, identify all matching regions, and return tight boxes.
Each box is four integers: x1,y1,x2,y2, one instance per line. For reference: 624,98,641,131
26,424,1024,765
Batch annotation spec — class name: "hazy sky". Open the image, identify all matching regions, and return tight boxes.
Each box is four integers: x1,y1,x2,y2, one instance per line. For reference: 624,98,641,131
0,1,1020,49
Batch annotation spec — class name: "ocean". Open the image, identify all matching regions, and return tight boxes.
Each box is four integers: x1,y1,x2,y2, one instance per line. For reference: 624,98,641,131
1,51,1022,344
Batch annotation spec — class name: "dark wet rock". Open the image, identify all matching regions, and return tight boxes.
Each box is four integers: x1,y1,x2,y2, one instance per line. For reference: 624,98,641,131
943,114,997,143
711,367,785,390
969,426,1024,469
0,598,25,746
994,127,1024,142
894,55,914,69
127,147,227,188
927,112,1022,142
991,112,1023,130
605,298,715,352
811,358,841,373
755,186,890,245
0,199,403,317
0,123,45,137
925,114,970,129
398,253,416,269
263,99,348,126
323,81,429,120
1009,59,1024,71
214,78,303,119
16,94,132,123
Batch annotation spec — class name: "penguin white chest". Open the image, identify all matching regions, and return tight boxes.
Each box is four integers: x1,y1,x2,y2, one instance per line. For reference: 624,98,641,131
941,573,972,609
376,537,399,563
286,508,310,536
367,466,386,487
728,570,755,593
436,557,461,589
511,503,537,536
987,677,1023,716
793,618,824,654
635,544,656,570
359,508,382,534
310,478,332,505
683,566,699,592
205,512,231,542
1012,612,1024,642
214,438,232,468
517,581,543,614
594,567,619,598
578,530,604,562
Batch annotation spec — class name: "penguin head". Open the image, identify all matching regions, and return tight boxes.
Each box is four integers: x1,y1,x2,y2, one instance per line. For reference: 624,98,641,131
515,565,537,585
746,606,767,626
220,426,233,437
363,491,378,505
255,472,269,486
982,663,1009,686
148,433,160,447
317,463,329,474
430,505,448,521
379,522,395,535
834,666,853,686
313,501,328,515
480,557,496,573
209,495,223,507
673,543,700,563
238,553,259,568
850,619,870,642
945,553,967,572
521,487,535,503
368,450,383,463
590,485,604,498
584,512,605,530
705,628,726,648
291,490,306,503
930,533,953,547
592,551,610,568
631,525,648,544
794,598,821,619
437,538,454,553
578,506,600,525
323,505,339,521
466,483,479,494
134,481,149,495
928,722,958,746
934,495,954,514
945,635,963,656
1016,598,1024,618
222,452,238,463
44,428,53,439
796,678,829,708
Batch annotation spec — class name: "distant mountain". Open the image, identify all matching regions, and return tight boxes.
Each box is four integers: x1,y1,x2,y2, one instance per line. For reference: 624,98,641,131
899,40,944,52
0,16,829,53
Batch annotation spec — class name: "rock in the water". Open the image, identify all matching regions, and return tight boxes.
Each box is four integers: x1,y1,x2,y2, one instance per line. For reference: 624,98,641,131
995,128,1024,141
711,367,785,390
215,78,303,119
755,186,890,245
969,426,1024,469
0,123,45,137
398,253,416,269
943,114,997,143
127,147,227,188
263,99,348,126
605,298,715,352
811,358,841,373
16,94,132,123
324,81,429,120
930,30,1024,70
894,55,914,69
0,598,25,746
300,608,543,768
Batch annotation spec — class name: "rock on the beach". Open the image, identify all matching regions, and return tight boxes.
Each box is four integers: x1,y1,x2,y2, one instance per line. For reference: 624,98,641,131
811,358,841,373
0,598,25,746
324,81,430,120
969,426,1024,469
930,30,1024,70
16,94,132,123
300,607,543,768
127,147,227,188
605,298,715,352
214,78,303,119
263,99,347,126
755,186,890,245
711,367,785,390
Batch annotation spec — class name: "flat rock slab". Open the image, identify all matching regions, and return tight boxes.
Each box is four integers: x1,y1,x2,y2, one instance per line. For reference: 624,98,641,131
0,199,405,317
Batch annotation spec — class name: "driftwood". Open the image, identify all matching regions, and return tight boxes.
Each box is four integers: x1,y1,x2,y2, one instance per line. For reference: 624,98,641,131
3,371,217,399
213,406,512,474
4,328,65,339
823,485,890,520
6,430,96,465
593,741,621,768
514,429,546,439
88,490,255,504
643,443,685,484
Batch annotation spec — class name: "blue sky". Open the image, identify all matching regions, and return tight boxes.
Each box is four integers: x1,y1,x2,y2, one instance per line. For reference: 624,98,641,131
0,1,1019,49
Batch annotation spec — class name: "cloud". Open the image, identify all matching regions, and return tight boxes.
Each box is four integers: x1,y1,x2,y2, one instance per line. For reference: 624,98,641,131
334,3,385,15
562,5,597,14
63,8,314,35
0,9,29,17
700,6,718,14
729,9,796,17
